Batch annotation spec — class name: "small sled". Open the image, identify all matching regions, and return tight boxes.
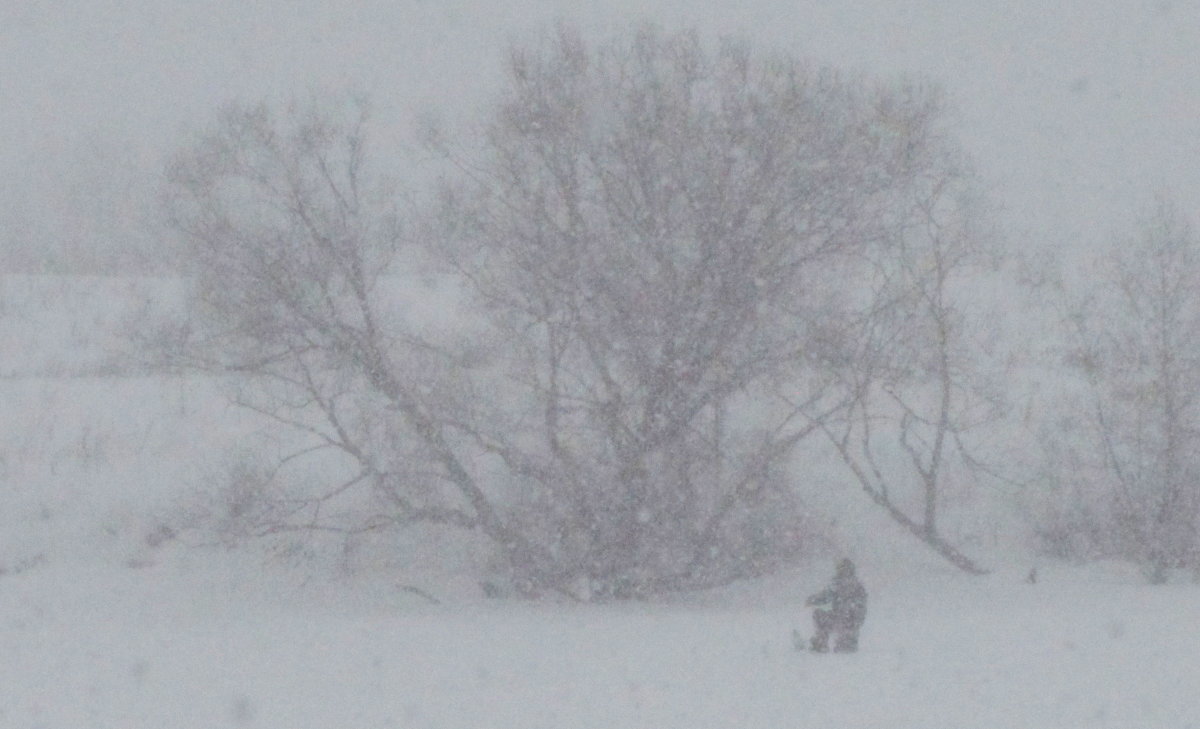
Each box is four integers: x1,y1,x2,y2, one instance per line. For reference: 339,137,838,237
791,628,809,651
792,628,860,653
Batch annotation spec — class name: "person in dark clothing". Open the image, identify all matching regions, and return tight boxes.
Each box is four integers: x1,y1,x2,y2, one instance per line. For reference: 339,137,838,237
805,558,868,653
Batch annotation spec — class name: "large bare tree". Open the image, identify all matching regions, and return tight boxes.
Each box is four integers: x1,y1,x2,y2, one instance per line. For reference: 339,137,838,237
163,27,983,597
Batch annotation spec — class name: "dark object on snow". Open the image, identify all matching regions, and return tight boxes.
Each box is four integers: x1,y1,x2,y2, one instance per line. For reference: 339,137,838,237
1026,567,1038,584
805,558,868,653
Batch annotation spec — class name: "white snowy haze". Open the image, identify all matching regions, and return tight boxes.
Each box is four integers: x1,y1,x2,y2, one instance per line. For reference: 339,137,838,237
3,1,1200,270
4,2,1200,727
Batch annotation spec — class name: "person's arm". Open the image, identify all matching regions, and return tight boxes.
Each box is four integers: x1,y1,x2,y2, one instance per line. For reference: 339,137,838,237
805,587,833,606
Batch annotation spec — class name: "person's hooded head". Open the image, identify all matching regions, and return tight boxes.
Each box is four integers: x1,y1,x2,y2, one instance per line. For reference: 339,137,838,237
836,558,856,578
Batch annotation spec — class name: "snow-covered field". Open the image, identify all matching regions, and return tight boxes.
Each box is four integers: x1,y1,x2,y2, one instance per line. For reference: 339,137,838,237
8,1,1200,721
3,556,1197,728
2,273,1199,729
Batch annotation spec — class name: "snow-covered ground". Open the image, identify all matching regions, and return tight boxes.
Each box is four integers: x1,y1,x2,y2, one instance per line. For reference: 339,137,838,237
2,272,1197,729
2,555,1197,728
5,2,1200,724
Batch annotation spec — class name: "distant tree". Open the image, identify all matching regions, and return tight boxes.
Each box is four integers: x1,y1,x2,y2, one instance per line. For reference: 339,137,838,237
1062,200,1200,581
162,26,985,597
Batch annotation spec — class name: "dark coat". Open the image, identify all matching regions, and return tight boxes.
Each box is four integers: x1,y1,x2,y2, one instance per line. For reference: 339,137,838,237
806,569,868,629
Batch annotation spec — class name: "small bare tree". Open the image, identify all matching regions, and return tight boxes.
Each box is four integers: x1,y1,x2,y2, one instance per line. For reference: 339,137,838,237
1061,200,1200,581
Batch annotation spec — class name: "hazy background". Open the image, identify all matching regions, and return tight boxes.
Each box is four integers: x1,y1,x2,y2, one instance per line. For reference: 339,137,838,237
4,0,1200,272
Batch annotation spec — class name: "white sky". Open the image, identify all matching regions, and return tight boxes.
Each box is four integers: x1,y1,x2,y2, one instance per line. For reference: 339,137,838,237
3,0,1199,266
